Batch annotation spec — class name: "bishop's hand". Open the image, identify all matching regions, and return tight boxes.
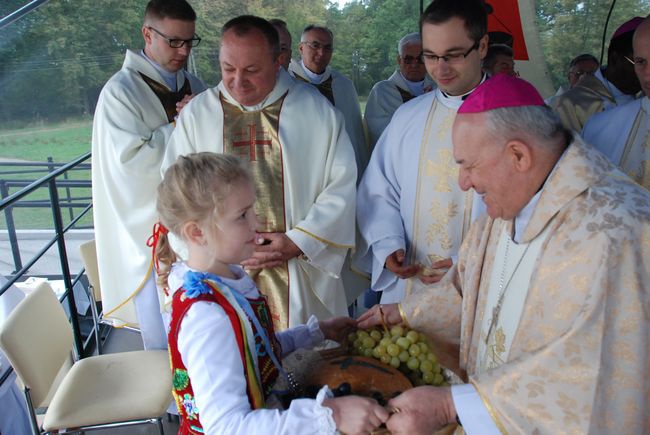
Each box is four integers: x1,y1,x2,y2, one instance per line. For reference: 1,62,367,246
385,249,419,279
356,303,401,329
386,386,456,435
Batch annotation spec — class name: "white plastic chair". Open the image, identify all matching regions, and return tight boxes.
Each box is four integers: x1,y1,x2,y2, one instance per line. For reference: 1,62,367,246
0,282,172,434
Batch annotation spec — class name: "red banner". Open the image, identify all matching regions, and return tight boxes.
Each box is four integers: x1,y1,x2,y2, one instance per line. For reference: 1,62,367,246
486,0,529,60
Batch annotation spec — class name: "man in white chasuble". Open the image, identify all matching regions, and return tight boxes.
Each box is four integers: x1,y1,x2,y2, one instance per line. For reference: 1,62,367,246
364,32,436,150
289,25,368,179
359,74,649,435
356,0,487,314
92,0,205,348
164,15,357,331
583,16,650,190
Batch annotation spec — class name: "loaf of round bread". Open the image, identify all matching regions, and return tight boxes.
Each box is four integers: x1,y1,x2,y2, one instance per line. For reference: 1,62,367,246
305,355,412,399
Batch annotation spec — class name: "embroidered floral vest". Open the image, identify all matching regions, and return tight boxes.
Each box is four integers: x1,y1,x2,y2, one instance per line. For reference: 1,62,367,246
168,284,282,434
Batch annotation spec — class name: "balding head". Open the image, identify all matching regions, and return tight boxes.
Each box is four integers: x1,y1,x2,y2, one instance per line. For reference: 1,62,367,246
633,16,650,96
452,75,569,220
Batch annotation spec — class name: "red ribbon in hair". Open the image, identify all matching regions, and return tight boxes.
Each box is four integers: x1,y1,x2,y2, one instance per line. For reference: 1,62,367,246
147,222,169,277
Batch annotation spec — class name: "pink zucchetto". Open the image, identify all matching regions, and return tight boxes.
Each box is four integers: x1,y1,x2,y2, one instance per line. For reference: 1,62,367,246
612,17,643,40
458,74,544,114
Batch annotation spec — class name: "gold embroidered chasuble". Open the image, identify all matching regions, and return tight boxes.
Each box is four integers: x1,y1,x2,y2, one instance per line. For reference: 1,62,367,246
401,138,650,433
220,93,291,332
550,74,616,132
618,98,650,189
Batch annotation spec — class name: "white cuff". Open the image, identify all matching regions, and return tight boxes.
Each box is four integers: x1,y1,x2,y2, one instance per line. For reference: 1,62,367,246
451,384,500,435
286,229,327,261
313,386,337,433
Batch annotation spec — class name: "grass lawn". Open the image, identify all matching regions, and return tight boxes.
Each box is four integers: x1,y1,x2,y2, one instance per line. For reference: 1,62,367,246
0,119,92,162
0,120,93,230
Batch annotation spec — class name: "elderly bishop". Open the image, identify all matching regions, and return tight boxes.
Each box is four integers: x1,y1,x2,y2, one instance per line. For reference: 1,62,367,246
359,74,649,434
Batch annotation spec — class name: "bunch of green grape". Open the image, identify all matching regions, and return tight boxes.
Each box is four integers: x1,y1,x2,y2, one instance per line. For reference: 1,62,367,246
348,326,446,386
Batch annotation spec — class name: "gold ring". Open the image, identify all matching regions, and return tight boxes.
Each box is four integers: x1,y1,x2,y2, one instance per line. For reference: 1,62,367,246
391,406,401,414
378,304,388,332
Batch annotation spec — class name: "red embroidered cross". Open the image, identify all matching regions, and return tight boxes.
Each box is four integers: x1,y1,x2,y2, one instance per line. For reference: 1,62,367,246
233,124,272,161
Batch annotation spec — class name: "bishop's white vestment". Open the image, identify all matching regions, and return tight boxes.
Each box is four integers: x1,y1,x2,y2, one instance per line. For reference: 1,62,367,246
164,69,357,331
356,88,484,305
288,59,368,178
583,97,649,189
401,138,649,433
364,70,435,148
91,49,205,332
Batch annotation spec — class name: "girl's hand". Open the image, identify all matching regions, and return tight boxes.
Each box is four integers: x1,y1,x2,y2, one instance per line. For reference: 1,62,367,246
323,395,389,435
319,316,356,343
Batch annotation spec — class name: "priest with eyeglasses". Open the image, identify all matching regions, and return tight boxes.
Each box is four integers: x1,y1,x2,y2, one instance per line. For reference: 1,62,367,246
92,0,205,349
289,25,368,180
355,0,487,335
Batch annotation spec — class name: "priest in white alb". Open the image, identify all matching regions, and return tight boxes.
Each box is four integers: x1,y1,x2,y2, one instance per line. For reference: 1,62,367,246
91,0,205,348
583,16,650,190
356,1,487,315
289,25,368,178
364,32,435,149
163,16,356,331
359,74,649,435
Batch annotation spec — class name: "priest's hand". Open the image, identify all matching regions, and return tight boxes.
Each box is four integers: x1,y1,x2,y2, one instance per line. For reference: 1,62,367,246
240,232,302,269
319,316,357,343
356,303,401,329
418,258,453,285
385,249,419,279
322,395,389,435
386,386,456,435
176,94,196,115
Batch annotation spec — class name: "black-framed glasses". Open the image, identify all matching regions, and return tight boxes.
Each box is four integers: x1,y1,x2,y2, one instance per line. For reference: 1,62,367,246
422,40,480,65
302,40,334,52
147,26,201,48
401,54,424,65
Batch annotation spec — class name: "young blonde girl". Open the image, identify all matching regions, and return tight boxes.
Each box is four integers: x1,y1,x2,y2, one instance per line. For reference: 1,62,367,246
153,153,388,435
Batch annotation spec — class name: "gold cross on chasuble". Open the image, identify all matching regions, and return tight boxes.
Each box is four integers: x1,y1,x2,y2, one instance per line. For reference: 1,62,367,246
233,124,273,161
221,92,291,331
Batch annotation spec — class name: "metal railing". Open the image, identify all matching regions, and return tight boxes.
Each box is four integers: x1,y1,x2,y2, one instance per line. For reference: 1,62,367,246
0,152,93,364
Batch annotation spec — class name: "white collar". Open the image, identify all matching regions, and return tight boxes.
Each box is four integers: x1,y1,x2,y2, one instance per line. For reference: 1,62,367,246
435,74,487,110
513,148,567,243
513,191,541,243
218,68,292,112
399,72,426,96
169,262,258,297
140,50,178,91
300,60,329,84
